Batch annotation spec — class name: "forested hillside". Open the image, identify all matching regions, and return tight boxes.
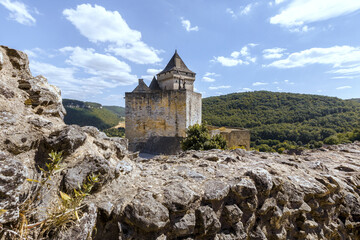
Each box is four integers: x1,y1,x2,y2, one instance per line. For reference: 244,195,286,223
203,91,360,151
63,99,125,137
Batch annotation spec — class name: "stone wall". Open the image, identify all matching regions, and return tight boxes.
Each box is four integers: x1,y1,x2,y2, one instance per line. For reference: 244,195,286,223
125,90,201,154
210,127,251,150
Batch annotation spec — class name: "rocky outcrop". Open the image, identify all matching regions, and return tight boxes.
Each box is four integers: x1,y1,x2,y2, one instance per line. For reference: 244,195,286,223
1,46,360,239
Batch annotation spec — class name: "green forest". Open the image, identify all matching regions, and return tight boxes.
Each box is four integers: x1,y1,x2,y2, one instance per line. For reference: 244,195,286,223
63,99,125,137
202,91,360,152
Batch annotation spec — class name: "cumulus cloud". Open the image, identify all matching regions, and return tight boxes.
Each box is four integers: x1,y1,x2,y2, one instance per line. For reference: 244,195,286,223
180,17,199,32
264,46,360,69
60,46,137,85
30,47,138,99
213,44,257,67
209,85,231,90
252,82,268,86
263,48,286,59
270,0,360,28
146,68,162,75
29,61,102,99
63,4,161,64
0,0,36,25
336,86,352,90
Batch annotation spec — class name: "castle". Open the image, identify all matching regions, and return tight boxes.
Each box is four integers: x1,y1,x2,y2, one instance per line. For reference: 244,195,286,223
125,51,202,154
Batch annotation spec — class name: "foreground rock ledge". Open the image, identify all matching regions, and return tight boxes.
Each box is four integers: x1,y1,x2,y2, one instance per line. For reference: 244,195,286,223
1,46,360,239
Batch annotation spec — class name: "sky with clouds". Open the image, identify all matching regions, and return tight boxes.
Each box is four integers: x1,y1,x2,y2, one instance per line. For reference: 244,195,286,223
0,0,359,106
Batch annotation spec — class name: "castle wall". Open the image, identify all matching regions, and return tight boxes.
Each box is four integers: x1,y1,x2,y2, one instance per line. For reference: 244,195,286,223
186,91,202,128
126,90,200,154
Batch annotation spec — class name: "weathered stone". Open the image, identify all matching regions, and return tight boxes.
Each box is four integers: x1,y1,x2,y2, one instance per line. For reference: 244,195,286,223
173,211,196,237
64,154,115,192
43,125,86,157
0,157,26,224
231,178,258,199
124,191,169,232
245,168,273,194
163,182,199,213
195,206,221,237
223,204,243,225
203,180,230,201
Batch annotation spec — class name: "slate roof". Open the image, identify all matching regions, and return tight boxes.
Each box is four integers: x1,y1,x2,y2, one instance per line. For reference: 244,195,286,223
158,50,194,75
149,77,161,90
132,79,151,93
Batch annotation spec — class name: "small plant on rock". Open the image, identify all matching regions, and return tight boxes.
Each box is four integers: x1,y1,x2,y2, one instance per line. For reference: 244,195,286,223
0,151,99,240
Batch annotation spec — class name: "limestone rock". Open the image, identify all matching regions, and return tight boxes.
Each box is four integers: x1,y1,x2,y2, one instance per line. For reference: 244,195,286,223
163,182,199,213
195,205,221,237
0,156,26,224
123,191,169,232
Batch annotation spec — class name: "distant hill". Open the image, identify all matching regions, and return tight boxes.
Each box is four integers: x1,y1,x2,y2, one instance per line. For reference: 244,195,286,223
63,99,125,131
202,91,360,148
348,98,360,103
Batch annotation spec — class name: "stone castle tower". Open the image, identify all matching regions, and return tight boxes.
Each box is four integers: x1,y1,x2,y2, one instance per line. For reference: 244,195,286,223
125,51,202,154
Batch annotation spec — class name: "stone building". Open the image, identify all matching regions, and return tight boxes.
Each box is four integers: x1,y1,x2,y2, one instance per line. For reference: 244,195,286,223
209,126,251,150
125,51,202,154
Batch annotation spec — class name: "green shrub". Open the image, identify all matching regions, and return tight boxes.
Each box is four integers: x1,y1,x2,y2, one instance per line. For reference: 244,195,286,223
181,123,227,151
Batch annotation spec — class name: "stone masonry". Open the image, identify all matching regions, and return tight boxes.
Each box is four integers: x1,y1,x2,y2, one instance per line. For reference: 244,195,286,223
125,51,202,154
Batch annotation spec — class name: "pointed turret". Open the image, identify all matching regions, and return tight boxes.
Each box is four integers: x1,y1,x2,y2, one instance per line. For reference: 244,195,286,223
132,79,151,93
157,50,196,91
159,50,194,75
149,77,161,91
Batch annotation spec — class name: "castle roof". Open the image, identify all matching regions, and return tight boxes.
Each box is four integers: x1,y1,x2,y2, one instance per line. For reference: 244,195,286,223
132,79,151,93
158,50,194,75
149,77,161,90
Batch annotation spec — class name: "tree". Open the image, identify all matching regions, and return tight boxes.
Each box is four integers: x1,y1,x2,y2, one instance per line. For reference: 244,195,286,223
181,123,227,151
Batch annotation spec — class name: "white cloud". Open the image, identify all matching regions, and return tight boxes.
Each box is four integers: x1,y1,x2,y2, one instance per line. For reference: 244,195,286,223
275,0,287,4
107,42,162,65
213,44,257,67
263,48,286,59
226,8,236,18
30,47,138,100
0,0,35,25
289,25,314,33
265,45,360,69
213,56,244,67
240,4,253,15
29,61,100,99
284,79,295,84
252,82,268,86
202,77,216,82
204,72,219,77
180,17,199,32
60,46,137,86
227,3,257,18
329,65,360,75
336,86,352,90
147,68,162,75
240,88,253,92
209,85,231,90
63,4,161,64
270,0,360,28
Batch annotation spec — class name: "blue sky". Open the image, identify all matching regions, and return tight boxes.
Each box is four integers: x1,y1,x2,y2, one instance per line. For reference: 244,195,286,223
1,0,360,106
